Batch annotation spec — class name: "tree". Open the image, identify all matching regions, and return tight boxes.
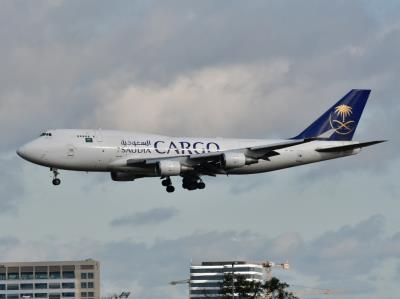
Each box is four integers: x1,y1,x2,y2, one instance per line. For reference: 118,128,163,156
263,277,297,299
218,273,298,299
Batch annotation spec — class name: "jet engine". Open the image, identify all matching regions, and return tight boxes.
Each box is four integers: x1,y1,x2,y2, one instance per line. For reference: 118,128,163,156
223,152,257,169
157,160,182,176
111,171,137,181
157,160,194,176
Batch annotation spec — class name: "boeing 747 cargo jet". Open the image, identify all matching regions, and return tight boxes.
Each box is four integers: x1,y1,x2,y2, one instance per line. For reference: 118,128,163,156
17,89,385,192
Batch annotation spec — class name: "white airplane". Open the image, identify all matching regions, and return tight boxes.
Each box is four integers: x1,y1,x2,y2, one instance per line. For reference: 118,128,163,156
17,89,385,192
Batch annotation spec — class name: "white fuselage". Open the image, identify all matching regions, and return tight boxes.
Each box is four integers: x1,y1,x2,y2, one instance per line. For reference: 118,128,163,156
17,129,359,178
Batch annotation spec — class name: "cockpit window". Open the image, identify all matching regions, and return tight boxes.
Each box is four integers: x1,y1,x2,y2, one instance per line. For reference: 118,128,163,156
40,132,52,137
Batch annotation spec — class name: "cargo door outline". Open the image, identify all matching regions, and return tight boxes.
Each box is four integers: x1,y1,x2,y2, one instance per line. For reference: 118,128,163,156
67,145,77,158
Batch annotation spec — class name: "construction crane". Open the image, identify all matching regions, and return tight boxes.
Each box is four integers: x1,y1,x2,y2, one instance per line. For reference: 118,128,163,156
290,286,345,297
261,261,290,270
169,279,190,286
259,260,290,280
293,289,336,296
104,292,131,299
260,287,341,299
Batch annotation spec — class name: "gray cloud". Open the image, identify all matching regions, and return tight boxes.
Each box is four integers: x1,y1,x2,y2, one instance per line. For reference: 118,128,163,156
1,215,398,298
1,0,399,156
0,2,400,298
110,207,179,227
0,156,24,214
99,215,400,298
0,236,19,249
296,215,389,280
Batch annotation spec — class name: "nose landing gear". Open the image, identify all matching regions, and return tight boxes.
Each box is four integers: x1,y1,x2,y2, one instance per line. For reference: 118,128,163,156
161,177,175,193
52,178,61,186
51,168,61,186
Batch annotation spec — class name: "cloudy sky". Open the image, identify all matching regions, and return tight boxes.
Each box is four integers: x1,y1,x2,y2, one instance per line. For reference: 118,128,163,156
1,0,399,298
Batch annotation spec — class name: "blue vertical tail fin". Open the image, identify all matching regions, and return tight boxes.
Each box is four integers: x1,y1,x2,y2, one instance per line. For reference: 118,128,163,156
293,89,371,141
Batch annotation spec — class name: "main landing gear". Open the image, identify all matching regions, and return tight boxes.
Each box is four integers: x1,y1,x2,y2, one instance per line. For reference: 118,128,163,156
161,176,205,192
51,168,61,186
161,177,175,193
182,176,206,191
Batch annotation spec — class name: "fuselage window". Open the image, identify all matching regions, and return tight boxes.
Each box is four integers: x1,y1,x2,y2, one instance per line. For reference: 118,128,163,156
77,134,92,141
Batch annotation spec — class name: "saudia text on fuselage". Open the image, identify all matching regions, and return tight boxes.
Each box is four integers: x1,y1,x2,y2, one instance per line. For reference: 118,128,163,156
120,139,221,155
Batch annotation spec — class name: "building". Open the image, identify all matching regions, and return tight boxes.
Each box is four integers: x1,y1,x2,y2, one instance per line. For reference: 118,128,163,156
190,261,266,298
0,260,100,299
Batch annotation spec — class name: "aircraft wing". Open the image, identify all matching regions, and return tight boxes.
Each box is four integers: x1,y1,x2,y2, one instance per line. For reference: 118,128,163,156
245,138,314,159
126,139,313,173
189,138,313,162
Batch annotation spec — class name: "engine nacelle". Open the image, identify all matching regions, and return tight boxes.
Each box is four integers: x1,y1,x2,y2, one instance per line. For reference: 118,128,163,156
111,171,136,181
157,160,182,176
223,152,246,169
223,152,257,169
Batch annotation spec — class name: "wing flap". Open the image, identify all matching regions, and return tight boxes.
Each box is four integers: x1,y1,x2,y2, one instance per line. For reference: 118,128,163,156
246,138,314,159
249,139,312,152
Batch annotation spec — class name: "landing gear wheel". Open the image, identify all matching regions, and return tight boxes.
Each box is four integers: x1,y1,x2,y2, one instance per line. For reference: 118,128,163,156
162,177,174,192
51,168,61,186
162,177,171,187
52,178,61,186
166,185,175,193
182,176,205,191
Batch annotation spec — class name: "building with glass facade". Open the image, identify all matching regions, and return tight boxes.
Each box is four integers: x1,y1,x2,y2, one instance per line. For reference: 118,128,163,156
0,260,100,299
190,261,266,298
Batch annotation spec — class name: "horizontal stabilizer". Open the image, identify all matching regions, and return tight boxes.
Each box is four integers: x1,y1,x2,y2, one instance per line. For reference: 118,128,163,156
316,140,386,152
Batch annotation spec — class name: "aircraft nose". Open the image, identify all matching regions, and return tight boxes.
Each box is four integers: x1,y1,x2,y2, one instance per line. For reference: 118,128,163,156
16,145,28,158
16,141,46,163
